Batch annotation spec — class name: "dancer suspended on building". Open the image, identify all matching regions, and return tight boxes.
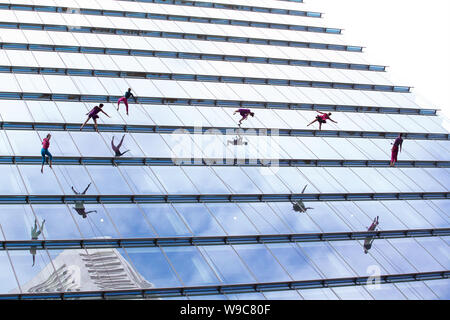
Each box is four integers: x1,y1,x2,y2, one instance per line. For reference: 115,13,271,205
71,183,97,219
30,218,45,266
233,108,255,126
40,133,53,173
117,88,136,116
111,134,130,157
363,216,379,254
291,185,314,213
307,111,338,130
80,103,111,133
390,133,404,167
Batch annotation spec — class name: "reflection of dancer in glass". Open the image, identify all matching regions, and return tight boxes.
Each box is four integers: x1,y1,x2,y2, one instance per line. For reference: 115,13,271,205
227,135,248,146
233,108,254,126
111,135,130,157
117,88,136,116
80,104,111,133
40,133,53,173
307,111,337,130
390,133,404,167
291,185,314,213
30,218,45,266
363,216,379,254
71,183,97,219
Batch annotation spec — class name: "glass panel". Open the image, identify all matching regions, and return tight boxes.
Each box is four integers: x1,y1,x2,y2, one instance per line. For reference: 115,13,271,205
0,252,19,294
238,203,291,234
19,165,62,195
123,247,181,288
8,250,59,294
388,238,444,272
0,166,26,195
415,237,450,269
331,286,373,300
423,279,450,299
0,205,36,241
354,201,406,230
395,281,439,300
118,167,165,194
139,203,191,237
266,243,323,281
150,166,198,194
85,166,132,195
173,203,225,236
298,242,354,279
71,203,118,239
405,200,449,228
233,244,291,282
182,166,230,194
31,204,81,240
199,245,256,284
299,167,344,193
325,168,373,193
298,288,339,300
213,167,261,194
205,203,259,235
162,246,220,286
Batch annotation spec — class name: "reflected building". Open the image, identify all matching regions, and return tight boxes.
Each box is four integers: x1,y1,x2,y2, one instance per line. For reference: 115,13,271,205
17,248,153,293
0,0,449,300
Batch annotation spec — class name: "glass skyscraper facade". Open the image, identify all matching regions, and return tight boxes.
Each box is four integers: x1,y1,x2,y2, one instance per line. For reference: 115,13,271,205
0,0,448,300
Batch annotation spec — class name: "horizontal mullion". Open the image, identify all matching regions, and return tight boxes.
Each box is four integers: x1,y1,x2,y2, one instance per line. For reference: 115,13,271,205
0,66,404,93
1,121,447,140
0,271,447,300
0,92,437,116
0,20,362,52
0,4,334,35
1,228,448,250
0,156,448,168
0,192,448,204
0,41,386,72
116,0,314,19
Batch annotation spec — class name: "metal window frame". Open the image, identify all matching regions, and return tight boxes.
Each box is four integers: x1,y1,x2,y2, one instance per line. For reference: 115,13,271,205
1,228,448,251
0,192,447,205
0,271,447,300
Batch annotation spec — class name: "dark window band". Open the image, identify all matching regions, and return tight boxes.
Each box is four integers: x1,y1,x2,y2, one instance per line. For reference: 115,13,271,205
0,192,448,205
117,0,315,19
0,92,437,116
0,4,334,34
0,271,447,300
1,121,448,140
0,66,405,93
0,155,448,168
1,228,447,250
0,41,385,72
0,21,363,52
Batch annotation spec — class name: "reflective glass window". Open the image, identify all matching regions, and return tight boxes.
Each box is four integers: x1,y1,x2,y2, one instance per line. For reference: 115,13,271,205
122,247,181,288
205,203,259,235
233,244,291,282
173,203,225,236
139,203,191,237
162,246,220,286
199,245,256,284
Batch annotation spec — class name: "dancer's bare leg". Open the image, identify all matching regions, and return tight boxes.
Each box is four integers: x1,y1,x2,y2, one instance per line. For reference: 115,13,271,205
307,119,317,127
93,118,99,133
80,117,90,131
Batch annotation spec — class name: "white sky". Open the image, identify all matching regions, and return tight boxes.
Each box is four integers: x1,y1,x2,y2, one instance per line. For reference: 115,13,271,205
312,0,450,123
